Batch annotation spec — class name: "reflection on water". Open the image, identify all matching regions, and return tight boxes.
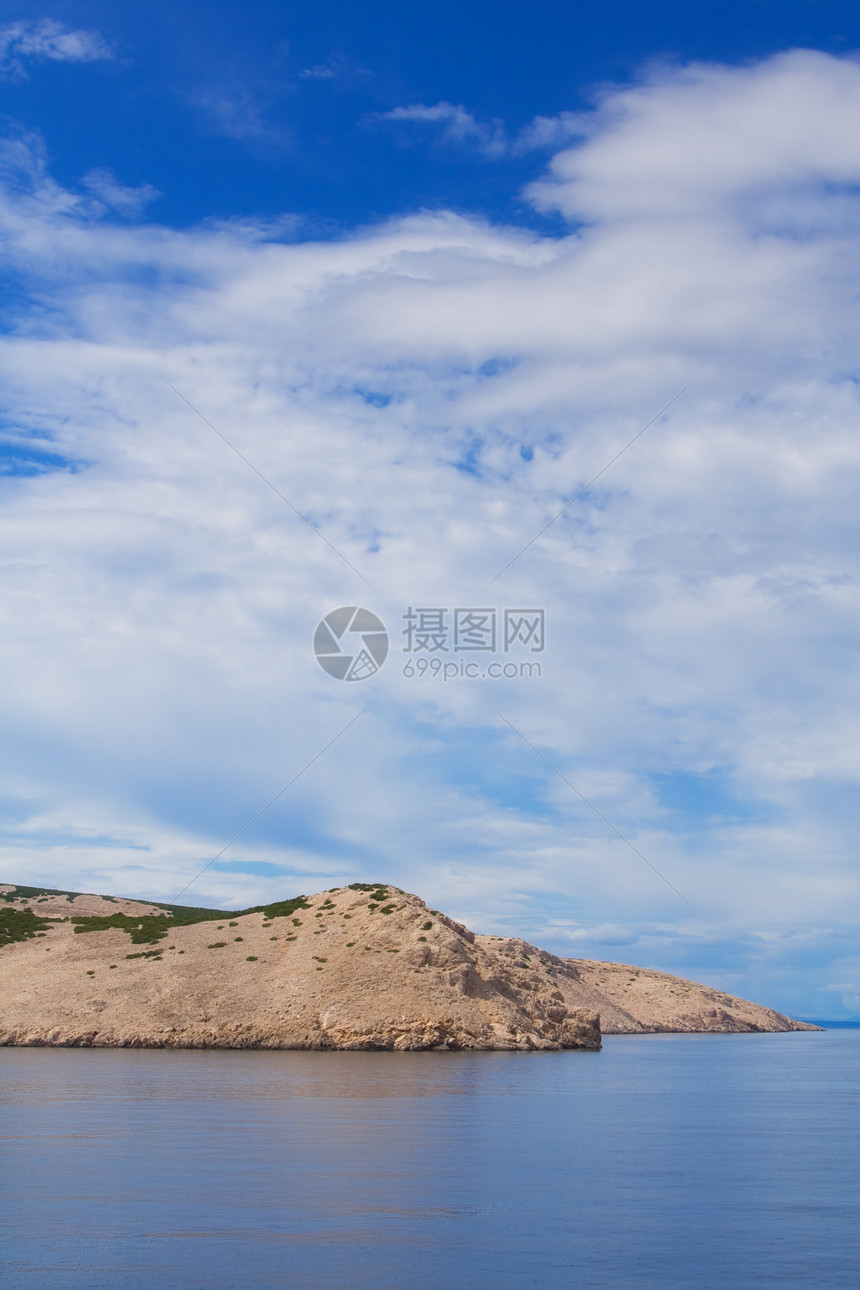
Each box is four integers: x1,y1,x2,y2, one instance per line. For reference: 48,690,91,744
1,1034,857,1289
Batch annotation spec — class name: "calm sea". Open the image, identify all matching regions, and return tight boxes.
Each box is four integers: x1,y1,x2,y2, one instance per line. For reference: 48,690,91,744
1,1032,857,1289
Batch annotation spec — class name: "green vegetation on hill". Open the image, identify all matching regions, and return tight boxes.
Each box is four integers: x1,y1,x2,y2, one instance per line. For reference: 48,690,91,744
0,907,51,947
2,884,388,949
1,885,78,903
71,895,312,945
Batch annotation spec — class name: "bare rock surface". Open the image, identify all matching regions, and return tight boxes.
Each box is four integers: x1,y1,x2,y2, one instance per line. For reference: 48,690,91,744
475,937,818,1033
0,882,816,1048
0,884,599,1051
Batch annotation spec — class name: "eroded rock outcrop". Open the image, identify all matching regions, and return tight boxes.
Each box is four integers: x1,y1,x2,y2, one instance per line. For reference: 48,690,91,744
0,884,600,1051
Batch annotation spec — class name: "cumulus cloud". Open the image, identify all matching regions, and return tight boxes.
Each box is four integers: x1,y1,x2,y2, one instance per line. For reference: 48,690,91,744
527,49,860,219
0,18,113,80
0,51,858,1014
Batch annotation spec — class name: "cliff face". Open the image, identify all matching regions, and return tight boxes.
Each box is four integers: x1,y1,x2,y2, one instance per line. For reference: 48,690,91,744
0,882,817,1050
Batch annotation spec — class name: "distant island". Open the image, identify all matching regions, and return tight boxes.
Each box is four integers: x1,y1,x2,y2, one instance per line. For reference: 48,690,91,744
0,882,818,1050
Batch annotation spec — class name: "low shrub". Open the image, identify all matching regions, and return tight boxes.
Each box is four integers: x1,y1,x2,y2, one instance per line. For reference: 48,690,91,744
0,907,52,947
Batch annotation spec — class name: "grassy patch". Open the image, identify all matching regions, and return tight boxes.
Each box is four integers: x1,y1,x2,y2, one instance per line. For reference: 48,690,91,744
125,950,163,960
207,942,227,950
421,921,433,931
417,936,427,942
245,956,258,962
379,905,395,915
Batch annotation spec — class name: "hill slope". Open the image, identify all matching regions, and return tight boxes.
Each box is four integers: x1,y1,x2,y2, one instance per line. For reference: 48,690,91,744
0,883,816,1048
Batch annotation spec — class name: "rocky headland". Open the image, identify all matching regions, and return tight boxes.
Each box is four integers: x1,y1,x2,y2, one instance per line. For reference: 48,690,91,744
0,882,818,1050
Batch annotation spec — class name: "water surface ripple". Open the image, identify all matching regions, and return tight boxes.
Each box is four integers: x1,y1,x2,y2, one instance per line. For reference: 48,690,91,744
2,1032,857,1288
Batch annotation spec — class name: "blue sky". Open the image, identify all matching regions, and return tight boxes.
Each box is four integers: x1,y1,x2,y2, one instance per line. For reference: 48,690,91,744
0,2,858,1019
2,1,857,231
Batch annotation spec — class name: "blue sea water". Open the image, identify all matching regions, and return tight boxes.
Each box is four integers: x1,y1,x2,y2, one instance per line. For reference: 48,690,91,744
1,1032,857,1289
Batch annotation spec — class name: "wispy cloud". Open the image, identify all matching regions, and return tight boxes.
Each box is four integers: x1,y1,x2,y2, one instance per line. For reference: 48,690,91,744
191,80,290,145
375,101,583,159
82,169,160,217
376,101,508,158
0,18,113,81
299,54,370,81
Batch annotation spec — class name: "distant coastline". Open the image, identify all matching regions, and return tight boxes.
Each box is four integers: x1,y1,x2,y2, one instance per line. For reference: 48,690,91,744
795,1018,860,1029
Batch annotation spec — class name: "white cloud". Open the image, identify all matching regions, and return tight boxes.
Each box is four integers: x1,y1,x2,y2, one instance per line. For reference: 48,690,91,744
0,18,113,81
376,101,585,158
376,101,508,158
0,50,858,1014
82,169,161,217
526,49,860,219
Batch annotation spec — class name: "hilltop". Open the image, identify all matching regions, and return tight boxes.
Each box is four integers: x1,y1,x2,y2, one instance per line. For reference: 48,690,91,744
0,883,817,1049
